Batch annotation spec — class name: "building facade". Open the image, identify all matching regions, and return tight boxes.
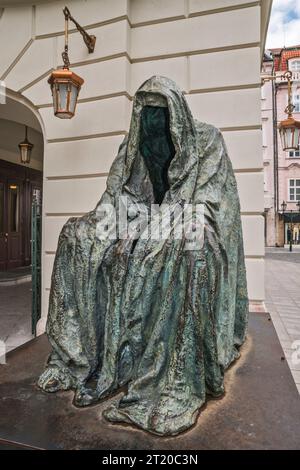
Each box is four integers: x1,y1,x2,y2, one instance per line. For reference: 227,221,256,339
262,46,300,247
0,0,272,334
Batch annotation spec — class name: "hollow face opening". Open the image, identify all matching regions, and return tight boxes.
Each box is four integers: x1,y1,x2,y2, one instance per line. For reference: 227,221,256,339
0,94,44,353
139,106,175,205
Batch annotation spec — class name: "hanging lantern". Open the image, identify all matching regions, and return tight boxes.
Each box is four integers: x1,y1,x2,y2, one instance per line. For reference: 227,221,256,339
18,125,33,164
48,6,95,119
48,68,84,119
279,115,300,151
278,71,300,151
281,200,287,213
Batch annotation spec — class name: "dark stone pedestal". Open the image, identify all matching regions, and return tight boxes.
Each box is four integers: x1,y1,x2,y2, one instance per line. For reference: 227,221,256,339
0,313,299,450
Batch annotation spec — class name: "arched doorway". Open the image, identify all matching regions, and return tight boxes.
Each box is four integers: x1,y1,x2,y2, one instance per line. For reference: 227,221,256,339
0,90,44,354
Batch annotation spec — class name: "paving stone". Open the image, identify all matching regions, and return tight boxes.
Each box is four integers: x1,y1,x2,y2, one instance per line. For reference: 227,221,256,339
266,249,300,394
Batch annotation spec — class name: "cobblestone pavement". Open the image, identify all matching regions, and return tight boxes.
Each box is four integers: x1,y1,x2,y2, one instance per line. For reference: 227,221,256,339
0,281,33,355
265,247,300,394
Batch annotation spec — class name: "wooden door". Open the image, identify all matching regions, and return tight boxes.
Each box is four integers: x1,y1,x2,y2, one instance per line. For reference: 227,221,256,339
0,159,42,271
0,179,23,270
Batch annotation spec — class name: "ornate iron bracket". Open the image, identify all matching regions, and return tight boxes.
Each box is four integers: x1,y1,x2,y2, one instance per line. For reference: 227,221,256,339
62,6,96,67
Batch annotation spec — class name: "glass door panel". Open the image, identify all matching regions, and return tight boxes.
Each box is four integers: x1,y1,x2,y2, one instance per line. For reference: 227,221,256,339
0,183,4,234
8,184,20,233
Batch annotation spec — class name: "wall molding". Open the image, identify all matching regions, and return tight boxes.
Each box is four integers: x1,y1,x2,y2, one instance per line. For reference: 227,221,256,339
46,172,109,181
34,2,260,39
47,130,127,144
37,90,132,109
0,39,33,81
188,1,260,19
45,169,263,181
189,83,261,94
35,15,129,40
36,84,259,109
15,44,260,98
45,212,85,217
19,68,53,94
220,125,261,132
130,43,260,63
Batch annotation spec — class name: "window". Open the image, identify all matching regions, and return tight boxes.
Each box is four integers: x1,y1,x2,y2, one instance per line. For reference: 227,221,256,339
8,184,19,232
293,92,300,112
289,179,300,201
288,149,300,158
0,183,4,233
290,59,300,71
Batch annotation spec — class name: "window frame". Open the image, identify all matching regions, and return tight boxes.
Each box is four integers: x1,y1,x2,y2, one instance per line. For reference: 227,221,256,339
288,178,300,202
289,58,300,72
288,149,300,158
293,92,300,112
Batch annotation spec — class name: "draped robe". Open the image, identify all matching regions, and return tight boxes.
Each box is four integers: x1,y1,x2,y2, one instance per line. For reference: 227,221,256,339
38,76,248,436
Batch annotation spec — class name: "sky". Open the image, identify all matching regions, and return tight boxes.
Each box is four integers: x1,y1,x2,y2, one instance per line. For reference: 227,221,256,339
266,0,300,49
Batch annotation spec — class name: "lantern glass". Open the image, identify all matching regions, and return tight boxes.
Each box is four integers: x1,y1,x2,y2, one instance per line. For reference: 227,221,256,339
69,83,79,114
48,69,84,119
18,125,33,165
58,82,68,111
19,143,32,164
279,117,300,151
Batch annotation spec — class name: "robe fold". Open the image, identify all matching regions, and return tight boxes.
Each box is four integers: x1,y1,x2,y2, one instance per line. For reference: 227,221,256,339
38,75,248,436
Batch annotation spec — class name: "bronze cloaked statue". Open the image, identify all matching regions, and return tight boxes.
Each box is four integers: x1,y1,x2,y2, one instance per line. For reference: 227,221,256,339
38,76,248,436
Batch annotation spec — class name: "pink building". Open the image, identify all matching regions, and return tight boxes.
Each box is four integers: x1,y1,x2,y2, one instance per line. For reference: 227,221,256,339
262,46,300,246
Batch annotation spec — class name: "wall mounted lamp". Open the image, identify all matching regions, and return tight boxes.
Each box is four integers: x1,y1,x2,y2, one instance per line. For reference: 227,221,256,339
18,125,33,164
48,6,96,119
262,71,300,151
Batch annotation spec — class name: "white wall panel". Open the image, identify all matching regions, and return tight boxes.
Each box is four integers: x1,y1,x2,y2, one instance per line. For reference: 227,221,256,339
36,0,128,36
189,48,260,91
44,176,107,214
72,57,129,100
223,130,262,170
131,7,260,59
44,135,124,178
236,172,264,213
242,215,264,256
40,96,130,140
0,6,32,77
5,37,55,91
24,56,130,105
44,216,70,253
245,258,265,301
189,0,258,15
56,20,129,66
130,0,185,24
130,56,187,94
187,88,261,129
44,254,55,291
23,74,52,106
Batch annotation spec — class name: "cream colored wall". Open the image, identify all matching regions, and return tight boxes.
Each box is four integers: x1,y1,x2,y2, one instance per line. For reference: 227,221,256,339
0,0,270,331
